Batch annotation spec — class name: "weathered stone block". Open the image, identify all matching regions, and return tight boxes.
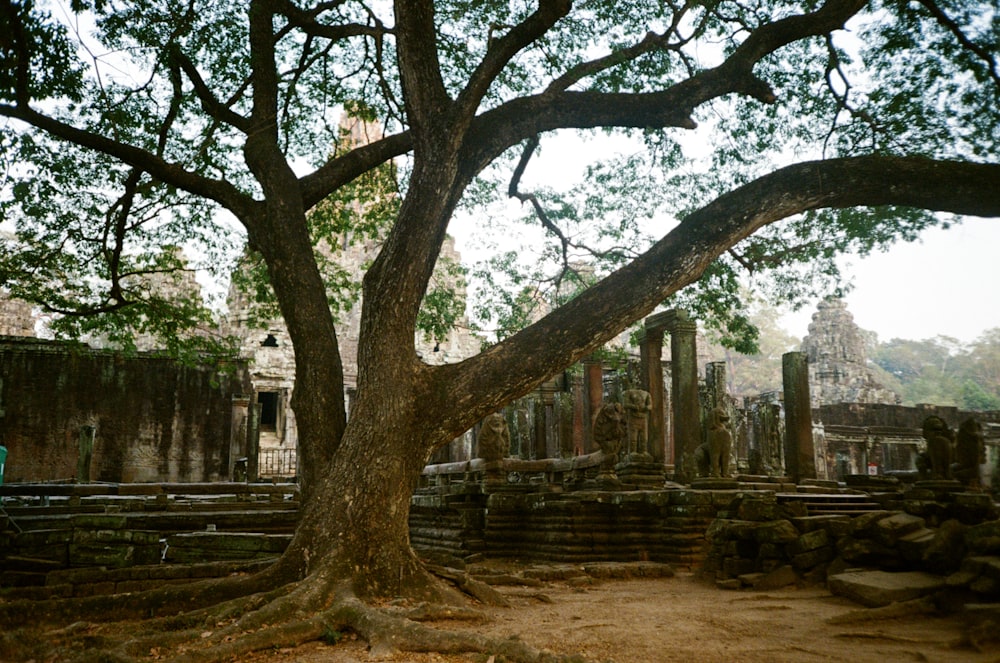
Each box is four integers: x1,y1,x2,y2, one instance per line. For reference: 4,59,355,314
828,570,947,608
923,519,967,574
758,558,784,574
705,519,757,541
753,564,798,590
970,575,1000,596
965,520,1000,555
791,546,834,571
897,528,936,563
72,529,160,545
738,572,765,587
753,520,799,545
780,501,808,518
849,511,895,536
669,491,714,506
873,512,926,547
737,496,780,521
787,528,829,555
946,569,979,588
836,536,900,567
723,556,755,577
116,580,144,593
15,529,73,547
790,514,851,536
46,567,106,586
70,514,128,529
801,562,830,585
758,543,784,559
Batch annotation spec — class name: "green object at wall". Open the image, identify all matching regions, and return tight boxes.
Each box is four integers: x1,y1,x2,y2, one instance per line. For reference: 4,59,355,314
0,445,7,485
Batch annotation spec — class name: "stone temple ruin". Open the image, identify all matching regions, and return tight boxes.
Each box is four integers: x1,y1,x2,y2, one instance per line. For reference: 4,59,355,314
2,273,1000,611
3,107,998,620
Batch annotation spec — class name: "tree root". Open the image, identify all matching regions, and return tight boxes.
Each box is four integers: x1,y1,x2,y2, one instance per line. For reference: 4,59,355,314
0,562,295,629
16,576,593,663
427,563,513,607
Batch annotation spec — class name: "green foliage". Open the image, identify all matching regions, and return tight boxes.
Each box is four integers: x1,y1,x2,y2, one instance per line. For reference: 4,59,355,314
1,0,997,370
870,330,1000,410
703,297,802,396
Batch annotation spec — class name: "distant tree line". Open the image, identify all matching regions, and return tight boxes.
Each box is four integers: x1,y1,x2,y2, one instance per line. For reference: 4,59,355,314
704,304,1000,412
870,329,1000,411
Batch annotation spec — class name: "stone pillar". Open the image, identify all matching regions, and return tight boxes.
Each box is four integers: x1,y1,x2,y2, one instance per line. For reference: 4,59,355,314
230,396,250,479
77,425,95,483
248,401,262,482
783,351,816,482
637,329,666,463
582,357,604,453
670,318,701,484
706,362,727,411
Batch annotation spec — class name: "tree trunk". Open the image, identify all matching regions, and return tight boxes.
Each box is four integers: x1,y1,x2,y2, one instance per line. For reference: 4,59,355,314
283,392,452,600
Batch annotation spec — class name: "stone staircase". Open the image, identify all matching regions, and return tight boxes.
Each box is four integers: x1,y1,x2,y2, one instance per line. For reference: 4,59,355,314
777,492,883,516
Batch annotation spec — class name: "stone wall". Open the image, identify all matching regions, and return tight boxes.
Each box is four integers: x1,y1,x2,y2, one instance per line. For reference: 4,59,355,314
704,490,1000,608
0,338,251,483
409,485,731,567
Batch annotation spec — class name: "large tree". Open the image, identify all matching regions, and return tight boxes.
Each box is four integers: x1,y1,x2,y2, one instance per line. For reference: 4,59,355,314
2,0,999,659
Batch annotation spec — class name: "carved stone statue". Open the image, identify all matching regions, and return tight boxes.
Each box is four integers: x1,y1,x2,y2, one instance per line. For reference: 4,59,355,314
705,406,733,478
954,417,985,487
592,402,626,478
623,388,652,456
477,413,509,463
921,415,953,480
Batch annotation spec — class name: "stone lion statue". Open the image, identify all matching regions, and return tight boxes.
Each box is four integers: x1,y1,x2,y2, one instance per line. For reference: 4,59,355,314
705,406,733,478
592,402,626,476
477,413,510,463
921,415,952,480
954,417,984,487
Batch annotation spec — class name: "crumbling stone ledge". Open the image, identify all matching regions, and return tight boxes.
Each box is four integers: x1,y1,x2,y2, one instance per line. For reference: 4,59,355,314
0,558,275,601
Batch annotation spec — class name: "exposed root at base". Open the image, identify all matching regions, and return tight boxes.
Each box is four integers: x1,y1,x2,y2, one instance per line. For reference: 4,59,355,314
27,590,587,663
3,561,597,663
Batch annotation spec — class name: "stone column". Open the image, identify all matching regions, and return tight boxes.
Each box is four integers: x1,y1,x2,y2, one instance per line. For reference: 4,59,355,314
637,329,666,463
248,401,262,482
77,425,95,483
782,351,816,482
230,396,250,479
670,318,700,484
706,362,727,411
582,357,604,453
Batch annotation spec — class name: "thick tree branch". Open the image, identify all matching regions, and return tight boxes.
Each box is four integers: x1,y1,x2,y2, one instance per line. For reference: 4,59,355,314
0,103,255,218
274,0,389,42
301,0,867,213
428,156,1000,438
394,0,452,141
459,0,867,182
299,130,412,208
171,47,252,133
456,0,571,118
916,0,1000,91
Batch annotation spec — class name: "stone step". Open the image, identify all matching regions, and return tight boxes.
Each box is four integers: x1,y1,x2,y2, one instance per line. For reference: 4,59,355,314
828,569,947,607
776,493,883,517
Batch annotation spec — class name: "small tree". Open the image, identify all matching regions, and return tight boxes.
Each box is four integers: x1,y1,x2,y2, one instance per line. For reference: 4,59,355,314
1,0,999,659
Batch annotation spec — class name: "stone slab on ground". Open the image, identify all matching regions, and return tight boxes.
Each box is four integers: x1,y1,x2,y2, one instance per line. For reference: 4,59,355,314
828,569,947,607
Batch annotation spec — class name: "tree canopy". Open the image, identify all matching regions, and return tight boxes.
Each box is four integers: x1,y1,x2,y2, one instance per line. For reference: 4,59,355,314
1,0,999,660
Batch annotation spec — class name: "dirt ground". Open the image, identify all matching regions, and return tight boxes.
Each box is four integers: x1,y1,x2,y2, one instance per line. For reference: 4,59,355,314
239,570,1000,663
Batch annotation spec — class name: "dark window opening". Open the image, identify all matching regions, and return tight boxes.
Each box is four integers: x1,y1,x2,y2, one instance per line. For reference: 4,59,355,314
258,391,279,431
261,334,278,347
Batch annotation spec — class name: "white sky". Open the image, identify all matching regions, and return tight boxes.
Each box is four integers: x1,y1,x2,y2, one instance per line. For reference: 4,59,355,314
451,131,1000,349
778,216,1000,345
